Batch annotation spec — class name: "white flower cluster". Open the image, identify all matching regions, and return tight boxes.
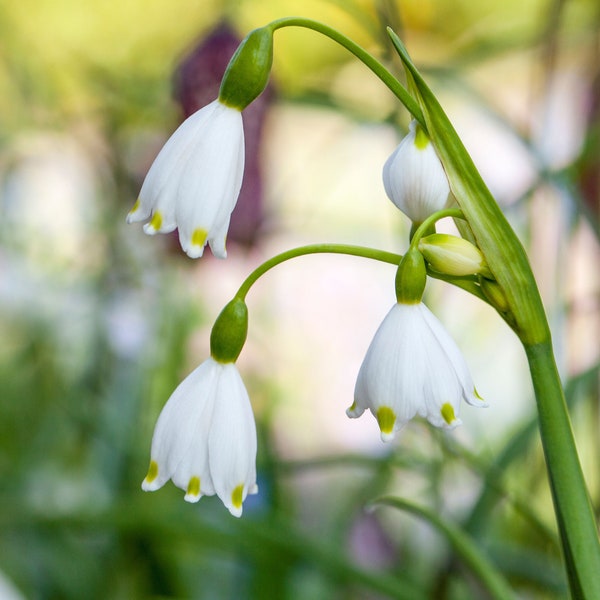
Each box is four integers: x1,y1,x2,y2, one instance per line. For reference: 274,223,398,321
136,108,486,515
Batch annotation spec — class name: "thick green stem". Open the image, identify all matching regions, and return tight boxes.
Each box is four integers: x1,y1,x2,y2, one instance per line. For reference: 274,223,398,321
525,341,600,599
267,17,425,127
235,244,402,300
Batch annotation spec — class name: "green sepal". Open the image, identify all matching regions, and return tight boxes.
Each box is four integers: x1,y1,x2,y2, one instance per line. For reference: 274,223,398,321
395,248,426,304
218,27,273,111
210,298,248,363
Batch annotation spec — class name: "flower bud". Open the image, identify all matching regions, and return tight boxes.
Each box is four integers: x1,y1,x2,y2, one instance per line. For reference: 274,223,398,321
383,121,451,223
418,233,492,278
395,248,427,304
218,27,273,111
210,298,249,363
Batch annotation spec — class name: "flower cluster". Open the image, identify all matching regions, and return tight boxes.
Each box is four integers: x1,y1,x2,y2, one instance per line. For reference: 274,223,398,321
135,37,488,515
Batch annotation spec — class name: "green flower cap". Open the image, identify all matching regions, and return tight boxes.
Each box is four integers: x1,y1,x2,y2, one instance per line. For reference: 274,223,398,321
418,233,492,278
219,27,274,111
210,298,249,363
395,248,427,304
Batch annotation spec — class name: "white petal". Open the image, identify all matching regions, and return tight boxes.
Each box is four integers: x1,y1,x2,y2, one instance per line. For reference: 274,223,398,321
139,102,218,210
419,304,488,408
208,363,257,517
206,216,231,259
353,304,422,438
175,104,244,257
141,359,219,492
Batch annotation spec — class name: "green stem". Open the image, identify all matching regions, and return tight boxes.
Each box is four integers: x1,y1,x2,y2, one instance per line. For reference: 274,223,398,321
409,207,464,250
525,342,600,600
267,17,425,127
235,244,402,300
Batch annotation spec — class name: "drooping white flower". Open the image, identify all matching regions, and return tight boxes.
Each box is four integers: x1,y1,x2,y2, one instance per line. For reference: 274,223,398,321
142,357,257,517
347,302,486,441
382,120,451,223
127,99,244,259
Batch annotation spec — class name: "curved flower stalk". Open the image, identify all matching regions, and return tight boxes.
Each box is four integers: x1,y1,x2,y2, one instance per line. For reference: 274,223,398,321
127,100,244,258
141,357,257,517
348,302,486,441
383,120,452,223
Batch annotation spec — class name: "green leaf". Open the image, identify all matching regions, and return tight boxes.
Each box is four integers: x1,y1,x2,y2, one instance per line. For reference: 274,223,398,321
371,496,514,600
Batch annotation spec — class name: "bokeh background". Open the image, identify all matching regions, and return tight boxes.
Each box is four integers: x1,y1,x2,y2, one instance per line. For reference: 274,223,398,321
1,0,599,598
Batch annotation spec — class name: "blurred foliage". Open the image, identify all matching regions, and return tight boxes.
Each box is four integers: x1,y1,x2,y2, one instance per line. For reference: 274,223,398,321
0,0,599,598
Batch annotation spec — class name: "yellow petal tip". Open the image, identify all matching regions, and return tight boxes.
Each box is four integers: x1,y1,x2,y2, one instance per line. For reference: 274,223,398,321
144,460,159,484
376,406,396,437
441,402,456,425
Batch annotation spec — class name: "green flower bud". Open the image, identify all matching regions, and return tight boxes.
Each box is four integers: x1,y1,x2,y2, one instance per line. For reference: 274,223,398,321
218,27,274,111
418,233,492,278
210,297,249,363
395,248,427,304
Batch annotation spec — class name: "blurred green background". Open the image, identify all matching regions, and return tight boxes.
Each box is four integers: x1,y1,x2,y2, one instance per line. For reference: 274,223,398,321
1,0,599,598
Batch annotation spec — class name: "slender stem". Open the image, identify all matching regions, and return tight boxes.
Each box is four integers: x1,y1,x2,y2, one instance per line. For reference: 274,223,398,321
525,341,600,599
235,244,402,300
267,17,425,128
409,207,465,250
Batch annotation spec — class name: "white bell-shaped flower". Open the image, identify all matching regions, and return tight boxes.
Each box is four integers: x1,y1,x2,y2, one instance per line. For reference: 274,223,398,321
142,357,257,517
383,120,451,223
127,99,244,259
347,302,486,441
